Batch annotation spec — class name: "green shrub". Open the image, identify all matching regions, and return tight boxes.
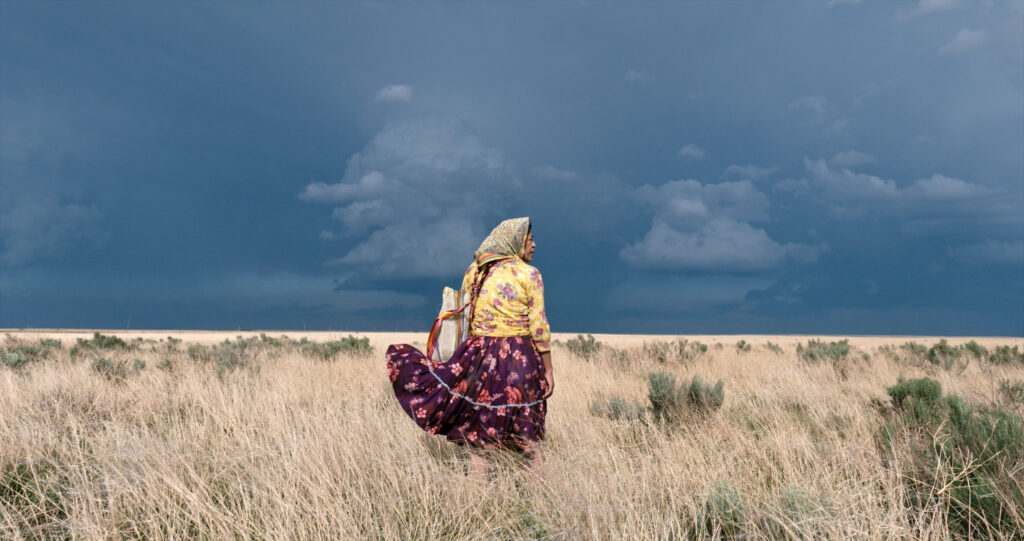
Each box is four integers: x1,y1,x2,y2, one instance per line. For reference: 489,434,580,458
765,485,834,539
565,334,601,360
299,335,373,360
0,338,62,369
91,357,133,382
698,481,748,537
880,377,1024,536
963,340,988,359
0,461,70,538
642,339,706,364
925,339,968,371
797,339,850,363
999,380,1024,407
3,352,25,369
764,342,783,355
901,341,928,361
687,375,725,412
648,371,686,421
589,396,647,422
187,337,263,379
989,345,1024,365
593,372,725,424
735,340,751,353
648,371,725,421
71,332,129,357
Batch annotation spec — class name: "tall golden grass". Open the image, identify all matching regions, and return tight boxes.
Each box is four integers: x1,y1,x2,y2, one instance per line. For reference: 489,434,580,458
1,333,1022,539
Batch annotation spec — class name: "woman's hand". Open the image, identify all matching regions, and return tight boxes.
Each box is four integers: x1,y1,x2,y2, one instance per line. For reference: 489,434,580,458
543,371,554,399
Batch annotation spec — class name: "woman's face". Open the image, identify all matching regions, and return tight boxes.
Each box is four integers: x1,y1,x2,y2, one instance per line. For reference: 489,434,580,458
522,231,536,262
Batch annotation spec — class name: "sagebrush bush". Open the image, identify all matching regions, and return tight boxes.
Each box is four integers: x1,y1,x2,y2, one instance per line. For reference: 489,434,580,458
698,481,748,537
649,371,725,421
564,334,600,360
880,377,1024,537
187,337,263,378
963,340,988,359
71,332,130,358
592,372,725,424
647,371,686,421
1,337,64,369
735,340,751,353
90,357,135,382
924,339,972,371
299,335,373,360
900,341,928,362
642,339,706,364
687,375,725,412
797,339,849,363
764,342,783,355
990,345,1024,365
1000,379,1024,407
589,396,647,422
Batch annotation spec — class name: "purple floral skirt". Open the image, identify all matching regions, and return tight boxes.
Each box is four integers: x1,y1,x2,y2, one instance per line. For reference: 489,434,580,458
386,335,547,452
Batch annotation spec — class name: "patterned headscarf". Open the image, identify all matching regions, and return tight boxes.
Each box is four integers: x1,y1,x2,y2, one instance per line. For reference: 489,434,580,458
473,217,531,266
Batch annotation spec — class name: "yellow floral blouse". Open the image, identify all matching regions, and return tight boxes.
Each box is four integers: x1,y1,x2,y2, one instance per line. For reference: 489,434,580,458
461,258,551,353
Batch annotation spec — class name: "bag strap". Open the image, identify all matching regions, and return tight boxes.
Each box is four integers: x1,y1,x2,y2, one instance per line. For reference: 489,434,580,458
425,261,497,362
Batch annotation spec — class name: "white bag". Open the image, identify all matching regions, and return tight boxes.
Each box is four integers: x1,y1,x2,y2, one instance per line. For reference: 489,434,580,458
429,286,470,363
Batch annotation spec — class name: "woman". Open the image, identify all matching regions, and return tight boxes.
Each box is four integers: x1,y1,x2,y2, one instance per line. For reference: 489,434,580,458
386,217,553,471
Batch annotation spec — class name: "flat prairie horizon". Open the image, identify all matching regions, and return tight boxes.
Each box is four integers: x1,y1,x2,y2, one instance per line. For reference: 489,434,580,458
3,329,1022,350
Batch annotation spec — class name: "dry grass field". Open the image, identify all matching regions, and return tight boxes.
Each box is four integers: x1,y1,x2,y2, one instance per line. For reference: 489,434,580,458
2,330,1023,540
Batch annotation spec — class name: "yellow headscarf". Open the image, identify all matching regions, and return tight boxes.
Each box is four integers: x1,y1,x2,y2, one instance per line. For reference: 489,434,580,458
472,217,531,267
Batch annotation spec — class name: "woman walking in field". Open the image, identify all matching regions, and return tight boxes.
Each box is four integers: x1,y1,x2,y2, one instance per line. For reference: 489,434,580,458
386,217,553,473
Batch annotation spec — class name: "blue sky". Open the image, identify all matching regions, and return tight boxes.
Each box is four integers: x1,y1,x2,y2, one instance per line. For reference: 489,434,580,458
1,1,1022,335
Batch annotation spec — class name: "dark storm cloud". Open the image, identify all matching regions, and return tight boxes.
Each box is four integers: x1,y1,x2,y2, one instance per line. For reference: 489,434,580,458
2,0,1021,334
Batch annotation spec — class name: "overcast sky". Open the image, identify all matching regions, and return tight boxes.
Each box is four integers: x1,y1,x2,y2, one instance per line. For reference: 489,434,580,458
2,1,1022,335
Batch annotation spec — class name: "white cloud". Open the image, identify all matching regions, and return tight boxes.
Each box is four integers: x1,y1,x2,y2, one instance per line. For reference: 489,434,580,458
939,28,988,54
374,84,413,103
778,159,994,219
677,144,705,159
898,0,960,19
904,174,985,199
789,96,848,133
624,69,655,85
1,197,106,267
948,239,1024,266
532,164,580,181
299,117,517,278
300,171,398,202
723,164,777,180
789,96,830,116
329,217,483,278
621,179,817,271
828,150,875,168
635,179,771,225
621,218,818,271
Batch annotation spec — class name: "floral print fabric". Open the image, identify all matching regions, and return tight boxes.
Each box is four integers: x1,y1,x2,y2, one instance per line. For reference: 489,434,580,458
386,335,547,451
461,258,551,352
472,217,530,266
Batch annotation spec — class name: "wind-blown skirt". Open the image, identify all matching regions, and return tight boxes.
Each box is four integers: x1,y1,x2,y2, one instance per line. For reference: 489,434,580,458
386,335,547,452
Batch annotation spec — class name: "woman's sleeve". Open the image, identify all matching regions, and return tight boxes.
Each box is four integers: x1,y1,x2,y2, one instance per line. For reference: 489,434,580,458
526,266,551,353
460,265,475,297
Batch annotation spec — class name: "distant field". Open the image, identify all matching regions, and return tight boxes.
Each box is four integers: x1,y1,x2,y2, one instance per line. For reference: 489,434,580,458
4,328,1023,349
2,330,1023,539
